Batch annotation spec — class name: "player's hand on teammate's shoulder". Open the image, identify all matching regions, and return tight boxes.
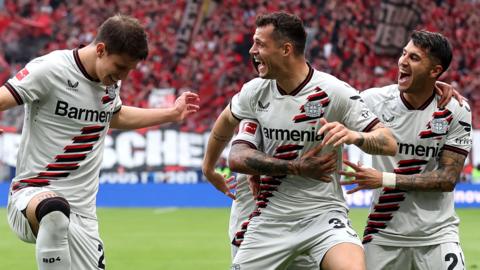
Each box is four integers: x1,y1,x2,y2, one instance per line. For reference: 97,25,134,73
292,144,336,182
435,81,466,108
173,91,200,121
338,160,383,194
317,118,360,147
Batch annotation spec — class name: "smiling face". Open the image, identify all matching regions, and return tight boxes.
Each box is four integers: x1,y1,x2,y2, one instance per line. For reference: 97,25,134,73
249,24,285,79
94,43,139,86
397,40,442,93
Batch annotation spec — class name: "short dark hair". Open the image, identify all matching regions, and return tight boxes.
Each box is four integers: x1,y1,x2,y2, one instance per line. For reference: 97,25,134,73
94,14,148,60
411,30,452,77
255,12,306,56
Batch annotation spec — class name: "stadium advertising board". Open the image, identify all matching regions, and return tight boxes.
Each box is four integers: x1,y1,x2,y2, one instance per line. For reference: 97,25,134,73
1,129,479,208
1,129,479,184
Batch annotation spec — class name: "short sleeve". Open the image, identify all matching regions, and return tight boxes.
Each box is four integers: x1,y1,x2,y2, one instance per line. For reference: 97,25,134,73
333,82,379,132
5,57,52,105
231,119,263,150
230,79,262,121
443,102,473,156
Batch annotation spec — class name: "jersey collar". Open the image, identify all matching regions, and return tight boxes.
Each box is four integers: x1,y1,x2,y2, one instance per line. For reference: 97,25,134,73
73,46,101,82
276,63,313,96
400,91,435,110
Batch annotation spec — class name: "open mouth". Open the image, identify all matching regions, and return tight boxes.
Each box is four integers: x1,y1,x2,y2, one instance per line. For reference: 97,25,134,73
252,56,265,73
398,71,411,84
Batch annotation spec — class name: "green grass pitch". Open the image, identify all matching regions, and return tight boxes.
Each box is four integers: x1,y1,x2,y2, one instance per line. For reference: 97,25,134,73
0,208,479,269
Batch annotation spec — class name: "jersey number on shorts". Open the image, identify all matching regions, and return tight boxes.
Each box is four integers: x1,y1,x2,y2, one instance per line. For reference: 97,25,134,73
329,218,358,237
445,252,465,270
328,218,346,229
98,244,106,269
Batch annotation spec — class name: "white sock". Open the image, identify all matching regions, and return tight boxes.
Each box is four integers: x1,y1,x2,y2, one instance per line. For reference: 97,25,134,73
35,211,71,270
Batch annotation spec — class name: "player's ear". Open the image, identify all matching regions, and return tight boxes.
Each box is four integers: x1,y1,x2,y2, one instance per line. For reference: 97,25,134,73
430,64,443,79
96,43,106,58
282,42,293,56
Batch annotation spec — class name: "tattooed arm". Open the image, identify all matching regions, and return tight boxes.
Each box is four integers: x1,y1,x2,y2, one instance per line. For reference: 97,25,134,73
202,106,239,199
318,119,397,156
340,149,466,193
395,150,466,191
229,143,337,182
355,122,397,155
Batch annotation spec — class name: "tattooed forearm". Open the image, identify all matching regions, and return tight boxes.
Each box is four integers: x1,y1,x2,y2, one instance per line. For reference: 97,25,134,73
230,144,295,176
358,127,397,156
211,130,232,142
354,132,365,147
361,133,386,155
395,150,466,191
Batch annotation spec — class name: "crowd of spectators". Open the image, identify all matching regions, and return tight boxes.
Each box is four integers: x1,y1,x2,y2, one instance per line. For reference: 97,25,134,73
0,0,479,133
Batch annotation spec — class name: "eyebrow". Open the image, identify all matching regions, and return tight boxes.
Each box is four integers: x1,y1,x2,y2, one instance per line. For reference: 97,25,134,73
403,49,422,58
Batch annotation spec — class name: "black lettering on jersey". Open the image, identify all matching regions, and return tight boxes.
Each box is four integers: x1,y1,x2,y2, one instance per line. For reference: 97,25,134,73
262,126,323,142
454,136,472,146
397,142,440,158
55,100,112,123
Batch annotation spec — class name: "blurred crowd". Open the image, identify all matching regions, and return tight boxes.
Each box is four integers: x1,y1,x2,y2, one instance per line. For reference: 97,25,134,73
0,0,479,133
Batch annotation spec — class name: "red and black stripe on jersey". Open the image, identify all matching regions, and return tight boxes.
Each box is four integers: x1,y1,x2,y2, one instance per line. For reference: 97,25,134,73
46,163,80,171
232,145,302,247
26,125,105,183
73,134,100,143
64,144,94,153
273,144,304,160
81,125,105,134
362,159,427,244
11,178,51,193
394,159,428,174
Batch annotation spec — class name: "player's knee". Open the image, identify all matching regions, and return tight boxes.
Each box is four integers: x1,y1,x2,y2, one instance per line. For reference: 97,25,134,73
35,197,70,224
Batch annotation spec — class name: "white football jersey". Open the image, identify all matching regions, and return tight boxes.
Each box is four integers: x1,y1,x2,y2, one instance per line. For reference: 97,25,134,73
230,65,379,219
361,85,472,246
229,119,262,249
6,49,122,219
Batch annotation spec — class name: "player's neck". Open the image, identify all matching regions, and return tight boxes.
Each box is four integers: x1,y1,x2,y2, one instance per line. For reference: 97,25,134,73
402,84,435,109
77,45,99,81
276,61,310,94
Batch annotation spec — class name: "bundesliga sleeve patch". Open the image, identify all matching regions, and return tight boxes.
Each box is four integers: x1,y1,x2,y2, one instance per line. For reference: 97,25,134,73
15,68,30,81
242,122,258,136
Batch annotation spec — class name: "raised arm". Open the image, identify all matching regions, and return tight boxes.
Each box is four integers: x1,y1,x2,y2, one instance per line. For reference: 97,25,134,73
202,106,240,199
340,149,466,193
318,119,397,156
110,91,199,129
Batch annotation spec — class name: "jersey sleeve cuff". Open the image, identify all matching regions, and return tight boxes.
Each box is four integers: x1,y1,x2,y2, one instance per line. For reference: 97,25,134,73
442,145,470,157
229,102,243,121
113,106,122,114
4,82,24,105
362,118,380,132
231,140,258,150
